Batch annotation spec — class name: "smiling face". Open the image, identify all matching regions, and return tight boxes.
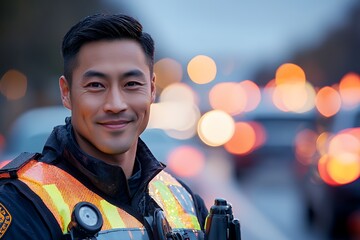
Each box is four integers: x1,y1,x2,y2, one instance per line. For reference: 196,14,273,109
59,40,156,165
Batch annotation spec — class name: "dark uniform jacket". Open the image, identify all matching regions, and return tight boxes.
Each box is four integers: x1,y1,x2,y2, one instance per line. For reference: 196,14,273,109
0,118,208,239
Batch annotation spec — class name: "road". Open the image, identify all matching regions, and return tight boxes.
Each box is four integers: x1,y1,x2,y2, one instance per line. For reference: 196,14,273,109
188,150,327,240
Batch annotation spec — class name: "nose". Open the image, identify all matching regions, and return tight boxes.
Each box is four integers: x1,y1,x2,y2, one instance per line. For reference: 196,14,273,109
103,88,128,113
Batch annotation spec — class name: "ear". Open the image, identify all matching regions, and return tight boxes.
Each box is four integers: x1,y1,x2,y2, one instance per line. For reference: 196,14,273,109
59,76,72,110
150,73,156,103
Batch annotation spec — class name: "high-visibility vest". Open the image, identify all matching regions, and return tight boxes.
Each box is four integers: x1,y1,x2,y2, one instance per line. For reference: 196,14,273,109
7,158,202,239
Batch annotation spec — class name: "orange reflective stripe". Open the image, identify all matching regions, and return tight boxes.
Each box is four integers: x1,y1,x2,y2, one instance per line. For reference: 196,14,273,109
16,160,201,233
17,160,144,232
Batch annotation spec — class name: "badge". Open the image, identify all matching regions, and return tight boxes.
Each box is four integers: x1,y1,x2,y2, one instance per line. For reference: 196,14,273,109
0,203,11,238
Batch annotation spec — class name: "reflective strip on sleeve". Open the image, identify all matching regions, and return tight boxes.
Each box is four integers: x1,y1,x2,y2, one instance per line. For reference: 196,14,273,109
42,184,71,233
152,180,185,228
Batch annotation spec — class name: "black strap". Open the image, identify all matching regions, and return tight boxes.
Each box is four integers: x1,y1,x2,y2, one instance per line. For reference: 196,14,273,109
0,152,41,178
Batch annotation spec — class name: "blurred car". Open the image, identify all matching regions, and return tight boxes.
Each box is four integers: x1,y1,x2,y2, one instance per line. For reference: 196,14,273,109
0,106,71,161
298,105,360,239
231,99,317,177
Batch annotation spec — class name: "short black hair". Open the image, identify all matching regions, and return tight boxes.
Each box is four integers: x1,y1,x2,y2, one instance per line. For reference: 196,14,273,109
61,13,155,84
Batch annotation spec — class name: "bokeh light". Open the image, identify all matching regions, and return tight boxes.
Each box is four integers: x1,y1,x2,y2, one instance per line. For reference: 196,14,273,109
154,58,183,91
295,129,318,165
318,155,340,186
316,132,330,156
148,102,200,134
224,122,256,155
339,72,360,109
160,82,198,104
239,80,261,112
275,63,306,86
326,154,360,185
167,146,205,178
315,86,341,117
318,129,360,186
148,82,200,139
271,63,317,113
0,69,28,100
187,55,217,84
209,82,247,115
197,110,235,147
272,82,316,113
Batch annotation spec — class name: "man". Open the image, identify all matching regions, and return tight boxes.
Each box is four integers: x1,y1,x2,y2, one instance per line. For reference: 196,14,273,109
0,13,208,239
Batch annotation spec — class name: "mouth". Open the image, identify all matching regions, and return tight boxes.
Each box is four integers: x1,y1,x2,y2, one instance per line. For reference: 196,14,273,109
98,119,131,130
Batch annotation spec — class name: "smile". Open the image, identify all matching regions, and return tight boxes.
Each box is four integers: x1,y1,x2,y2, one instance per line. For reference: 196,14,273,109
99,120,131,130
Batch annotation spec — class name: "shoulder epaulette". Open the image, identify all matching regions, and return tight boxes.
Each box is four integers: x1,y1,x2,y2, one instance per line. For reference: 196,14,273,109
0,152,41,179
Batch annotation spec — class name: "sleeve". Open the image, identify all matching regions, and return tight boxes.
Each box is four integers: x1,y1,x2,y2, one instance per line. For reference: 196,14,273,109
0,182,54,240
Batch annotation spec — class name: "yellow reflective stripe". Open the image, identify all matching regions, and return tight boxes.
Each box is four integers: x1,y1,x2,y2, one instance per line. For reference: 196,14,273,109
100,200,126,228
190,215,201,230
152,181,185,228
42,184,71,233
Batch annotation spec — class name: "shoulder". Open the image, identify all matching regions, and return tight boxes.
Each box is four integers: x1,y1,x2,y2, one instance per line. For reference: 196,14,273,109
159,171,209,229
0,182,43,239
0,175,59,239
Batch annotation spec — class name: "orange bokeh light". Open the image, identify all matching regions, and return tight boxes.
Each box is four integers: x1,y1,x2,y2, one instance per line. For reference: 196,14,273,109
315,86,341,117
187,55,217,84
275,63,306,86
239,80,261,112
209,82,247,115
339,72,360,109
0,69,28,100
154,58,183,91
224,122,256,155
167,146,205,178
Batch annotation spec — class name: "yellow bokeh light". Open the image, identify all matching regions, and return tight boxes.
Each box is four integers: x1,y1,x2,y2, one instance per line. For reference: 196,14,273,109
315,86,341,117
272,82,315,113
209,82,247,115
0,69,28,100
160,82,197,104
326,154,360,185
187,55,217,84
148,102,200,133
154,58,183,91
197,110,235,147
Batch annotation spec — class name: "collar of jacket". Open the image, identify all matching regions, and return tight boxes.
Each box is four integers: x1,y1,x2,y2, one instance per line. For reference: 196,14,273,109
40,117,165,205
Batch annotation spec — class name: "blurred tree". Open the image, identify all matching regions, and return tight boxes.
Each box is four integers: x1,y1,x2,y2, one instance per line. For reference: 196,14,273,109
254,2,360,87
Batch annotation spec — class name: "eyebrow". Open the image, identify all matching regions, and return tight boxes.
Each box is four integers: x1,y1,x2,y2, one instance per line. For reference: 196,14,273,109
83,69,145,80
83,70,107,79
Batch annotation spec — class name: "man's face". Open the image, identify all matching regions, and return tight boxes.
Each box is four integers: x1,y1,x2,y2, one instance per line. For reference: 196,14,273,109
59,40,155,163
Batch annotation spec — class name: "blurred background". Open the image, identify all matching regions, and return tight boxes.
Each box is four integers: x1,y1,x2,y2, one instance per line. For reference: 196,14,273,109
1,0,360,239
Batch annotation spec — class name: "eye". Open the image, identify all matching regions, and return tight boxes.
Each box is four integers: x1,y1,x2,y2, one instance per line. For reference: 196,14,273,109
125,81,142,87
86,82,104,88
